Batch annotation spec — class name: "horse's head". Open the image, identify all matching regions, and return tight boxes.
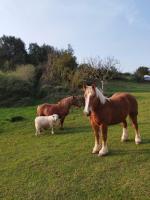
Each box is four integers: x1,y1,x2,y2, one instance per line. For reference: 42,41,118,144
83,84,96,116
83,84,106,116
71,96,83,108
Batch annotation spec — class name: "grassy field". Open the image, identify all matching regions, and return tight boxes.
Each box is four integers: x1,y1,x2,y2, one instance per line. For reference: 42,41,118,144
0,82,150,200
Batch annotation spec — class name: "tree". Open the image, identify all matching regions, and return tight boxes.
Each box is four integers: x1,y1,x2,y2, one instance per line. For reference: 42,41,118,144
39,44,55,63
0,35,27,71
40,53,59,85
40,47,78,87
28,43,41,65
134,66,150,81
28,43,57,66
71,64,94,89
52,50,77,85
87,57,119,91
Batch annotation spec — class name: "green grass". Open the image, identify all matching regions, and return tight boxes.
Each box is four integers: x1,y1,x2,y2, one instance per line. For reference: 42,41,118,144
0,82,150,200
105,80,150,93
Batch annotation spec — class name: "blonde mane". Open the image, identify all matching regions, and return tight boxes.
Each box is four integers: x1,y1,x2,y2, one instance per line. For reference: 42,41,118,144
95,87,107,104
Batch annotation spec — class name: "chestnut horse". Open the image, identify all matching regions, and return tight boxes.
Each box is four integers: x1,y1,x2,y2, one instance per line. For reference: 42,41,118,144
37,96,82,129
83,84,142,156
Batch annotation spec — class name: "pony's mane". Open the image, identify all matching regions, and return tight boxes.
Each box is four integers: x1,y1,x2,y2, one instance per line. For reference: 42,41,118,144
58,96,72,105
95,87,107,104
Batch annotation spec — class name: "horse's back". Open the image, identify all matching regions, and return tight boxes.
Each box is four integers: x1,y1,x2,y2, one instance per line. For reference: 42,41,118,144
37,103,67,117
37,103,56,116
110,92,138,115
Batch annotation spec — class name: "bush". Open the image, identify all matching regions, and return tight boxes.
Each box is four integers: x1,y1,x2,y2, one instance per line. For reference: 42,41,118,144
37,84,69,99
7,64,35,81
71,70,84,89
0,70,34,107
134,66,150,82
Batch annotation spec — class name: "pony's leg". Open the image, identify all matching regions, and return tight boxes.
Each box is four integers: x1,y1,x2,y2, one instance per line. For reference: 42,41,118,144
91,121,101,154
60,118,65,129
98,124,108,156
121,120,128,142
130,114,141,144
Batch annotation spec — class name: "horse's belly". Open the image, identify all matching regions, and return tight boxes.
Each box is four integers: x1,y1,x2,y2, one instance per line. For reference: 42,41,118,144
109,112,128,125
108,119,122,125
91,106,128,125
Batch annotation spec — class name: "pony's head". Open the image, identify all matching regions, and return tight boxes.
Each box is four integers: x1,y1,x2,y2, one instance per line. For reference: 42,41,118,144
71,96,83,108
83,84,106,116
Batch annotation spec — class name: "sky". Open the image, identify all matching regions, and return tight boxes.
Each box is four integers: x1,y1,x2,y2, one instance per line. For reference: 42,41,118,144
0,0,150,72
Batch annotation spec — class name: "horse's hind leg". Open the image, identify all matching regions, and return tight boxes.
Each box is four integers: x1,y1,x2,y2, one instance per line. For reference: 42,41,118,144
60,118,65,129
129,114,141,144
121,120,128,142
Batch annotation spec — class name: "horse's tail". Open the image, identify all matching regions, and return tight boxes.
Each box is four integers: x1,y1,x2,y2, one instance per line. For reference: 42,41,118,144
127,94,138,116
36,105,42,116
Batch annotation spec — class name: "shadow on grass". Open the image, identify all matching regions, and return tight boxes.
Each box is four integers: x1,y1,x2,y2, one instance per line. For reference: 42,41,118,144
55,125,91,135
39,125,91,136
141,138,150,144
121,138,150,145
109,148,150,156
91,139,150,157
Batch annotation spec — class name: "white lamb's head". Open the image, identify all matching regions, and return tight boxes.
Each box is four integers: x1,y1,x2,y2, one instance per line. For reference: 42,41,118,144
52,114,59,122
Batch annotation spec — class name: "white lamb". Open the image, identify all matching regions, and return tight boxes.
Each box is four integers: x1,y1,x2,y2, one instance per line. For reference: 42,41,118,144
35,114,60,136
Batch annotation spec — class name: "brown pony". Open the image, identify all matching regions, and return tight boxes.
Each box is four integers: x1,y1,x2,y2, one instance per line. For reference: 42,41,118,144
83,84,142,156
37,96,82,129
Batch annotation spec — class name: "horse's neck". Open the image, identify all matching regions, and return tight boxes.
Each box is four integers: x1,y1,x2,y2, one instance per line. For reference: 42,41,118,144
92,97,105,113
59,99,72,111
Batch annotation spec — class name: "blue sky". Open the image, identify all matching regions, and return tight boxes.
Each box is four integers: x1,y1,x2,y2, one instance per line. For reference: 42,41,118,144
0,0,150,72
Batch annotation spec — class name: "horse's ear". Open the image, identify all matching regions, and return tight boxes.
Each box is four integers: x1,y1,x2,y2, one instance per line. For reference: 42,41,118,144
92,83,96,90
83,83,86,91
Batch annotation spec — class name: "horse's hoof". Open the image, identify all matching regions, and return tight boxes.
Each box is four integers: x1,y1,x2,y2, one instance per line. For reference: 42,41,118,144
92,145,101,154
121,135,128,142
98,147,108,156
98,151,108,156
135,140,142,145
135,136,142,144
92,150,99,154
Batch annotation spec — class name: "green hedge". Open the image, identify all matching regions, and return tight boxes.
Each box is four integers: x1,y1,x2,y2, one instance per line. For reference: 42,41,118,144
0,73,34,107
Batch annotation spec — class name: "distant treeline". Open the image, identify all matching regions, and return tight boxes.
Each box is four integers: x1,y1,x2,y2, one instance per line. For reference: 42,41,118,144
0,35,149,106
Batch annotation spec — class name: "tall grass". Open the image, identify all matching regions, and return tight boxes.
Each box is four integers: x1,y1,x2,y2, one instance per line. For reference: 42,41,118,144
7,64,35,81
0,65,35,107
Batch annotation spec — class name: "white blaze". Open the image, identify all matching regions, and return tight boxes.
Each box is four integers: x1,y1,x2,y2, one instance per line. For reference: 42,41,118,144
84,94,90,114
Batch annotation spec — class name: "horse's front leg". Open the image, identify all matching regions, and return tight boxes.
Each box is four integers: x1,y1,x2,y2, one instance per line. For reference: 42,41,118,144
98,124,108,156
91,120,101,154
